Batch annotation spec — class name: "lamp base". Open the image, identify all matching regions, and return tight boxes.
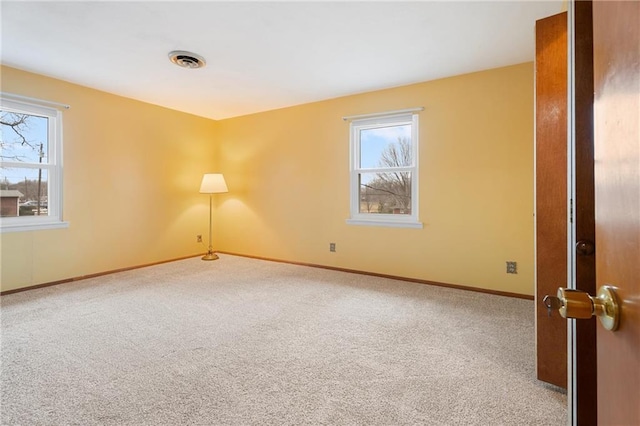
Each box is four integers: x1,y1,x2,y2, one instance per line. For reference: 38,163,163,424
202,251,219,261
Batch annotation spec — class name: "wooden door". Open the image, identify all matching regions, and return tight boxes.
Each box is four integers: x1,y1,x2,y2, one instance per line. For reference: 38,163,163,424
572,2,598,423
535,11,568,389
536,11,599,415
592,1,640,424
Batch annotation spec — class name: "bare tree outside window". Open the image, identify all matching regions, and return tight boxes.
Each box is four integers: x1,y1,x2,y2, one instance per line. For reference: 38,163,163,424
348,111,420,227
1,111,49,217
1,113,33,160
360,137,412,214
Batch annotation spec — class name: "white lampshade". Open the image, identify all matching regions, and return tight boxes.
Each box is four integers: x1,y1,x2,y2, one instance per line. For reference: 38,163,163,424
200,174,228,194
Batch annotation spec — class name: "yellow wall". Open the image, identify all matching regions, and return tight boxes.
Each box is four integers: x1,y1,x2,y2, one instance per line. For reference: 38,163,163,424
1,62,534,296
0,66,218,292
216,62,534,295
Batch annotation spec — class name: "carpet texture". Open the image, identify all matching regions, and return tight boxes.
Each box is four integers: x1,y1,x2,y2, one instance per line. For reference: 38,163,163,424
1,254,566,425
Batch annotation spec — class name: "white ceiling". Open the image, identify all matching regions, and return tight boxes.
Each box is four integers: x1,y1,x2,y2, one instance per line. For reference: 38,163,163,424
1,1,562,120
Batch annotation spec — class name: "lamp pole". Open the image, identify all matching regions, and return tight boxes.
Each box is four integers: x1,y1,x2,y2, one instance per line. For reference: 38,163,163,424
199,173,227,261
202,192,218,260
207,194,214,258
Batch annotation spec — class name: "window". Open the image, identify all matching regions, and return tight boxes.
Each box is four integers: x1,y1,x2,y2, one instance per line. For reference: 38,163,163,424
347,110,422,228
0,96,67,232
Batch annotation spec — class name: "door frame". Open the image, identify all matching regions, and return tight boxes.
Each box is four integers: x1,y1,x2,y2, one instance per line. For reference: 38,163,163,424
567,2,578,416
567,1,598,424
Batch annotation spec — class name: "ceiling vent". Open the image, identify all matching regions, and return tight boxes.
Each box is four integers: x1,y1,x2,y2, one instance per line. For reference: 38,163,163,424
168,51,206,69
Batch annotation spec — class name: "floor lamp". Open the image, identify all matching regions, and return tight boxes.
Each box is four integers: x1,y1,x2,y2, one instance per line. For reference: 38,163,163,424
199,173,228,261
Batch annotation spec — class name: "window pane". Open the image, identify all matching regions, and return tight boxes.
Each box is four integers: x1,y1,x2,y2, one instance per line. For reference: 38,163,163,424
359,125,412,169
0,111,49,164
359,172,411,215
1,167,49,217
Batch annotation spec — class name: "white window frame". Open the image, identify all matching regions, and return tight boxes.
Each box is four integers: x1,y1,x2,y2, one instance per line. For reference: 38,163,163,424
0,97,68,233
346,111,422,228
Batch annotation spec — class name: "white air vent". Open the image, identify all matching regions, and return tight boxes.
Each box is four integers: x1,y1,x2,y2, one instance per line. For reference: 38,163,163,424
168,51,206,69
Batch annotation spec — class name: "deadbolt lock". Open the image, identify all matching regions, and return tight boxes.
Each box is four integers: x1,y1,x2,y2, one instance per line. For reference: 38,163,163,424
543,285,620,331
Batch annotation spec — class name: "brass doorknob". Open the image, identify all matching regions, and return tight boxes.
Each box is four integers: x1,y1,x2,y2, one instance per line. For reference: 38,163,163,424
543,285,620,331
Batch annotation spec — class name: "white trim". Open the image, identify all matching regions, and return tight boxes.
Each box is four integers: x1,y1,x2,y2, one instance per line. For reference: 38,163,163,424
567,3,578,425
342,107,423,122
346,218,423,229
0,220,69,233
0,92,70,110
348,111,421,228
0,97,66,232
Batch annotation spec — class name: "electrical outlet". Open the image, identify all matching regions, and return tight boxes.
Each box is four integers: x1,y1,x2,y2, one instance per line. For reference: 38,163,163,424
329,243,336,252
506,261,517,274
196,235,202,243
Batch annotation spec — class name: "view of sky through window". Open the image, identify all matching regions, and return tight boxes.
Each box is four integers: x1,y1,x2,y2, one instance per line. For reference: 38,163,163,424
359,124,411,185
1,112,49,183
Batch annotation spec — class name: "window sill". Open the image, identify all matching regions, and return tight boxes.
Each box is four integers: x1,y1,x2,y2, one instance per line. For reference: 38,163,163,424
346,218,423,229
0,220,70,233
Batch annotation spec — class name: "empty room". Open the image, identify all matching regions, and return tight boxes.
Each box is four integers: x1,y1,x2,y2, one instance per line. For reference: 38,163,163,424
1,1,638,425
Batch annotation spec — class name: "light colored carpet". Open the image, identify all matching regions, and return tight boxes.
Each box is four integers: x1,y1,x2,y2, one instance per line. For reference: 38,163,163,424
1,254,566,425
